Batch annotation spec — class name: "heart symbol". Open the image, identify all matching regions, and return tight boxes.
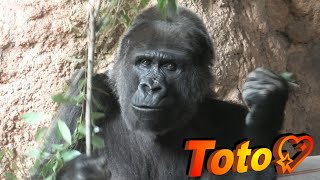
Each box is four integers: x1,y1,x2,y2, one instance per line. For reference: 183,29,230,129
272,134,314,174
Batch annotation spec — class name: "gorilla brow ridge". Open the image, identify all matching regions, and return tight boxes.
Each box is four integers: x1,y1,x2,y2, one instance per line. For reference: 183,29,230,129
119,24,212,66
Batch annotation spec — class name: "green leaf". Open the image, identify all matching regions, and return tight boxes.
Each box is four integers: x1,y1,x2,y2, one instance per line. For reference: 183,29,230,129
279,71,299,87
30,159,41,174
51,92,77,104
58,120,72,145
51,144,65,151
139,0,150,8
21,112,47,124
157,0,167,18
121,14,131,26
168,0,178,15
96,14,110,32
77,123,86,136
279,72,294,82
110,0,118,6
42,160,55,177
52,159,63,173
61,150,81,162
55,151,62,160
157,0,166,9
55,127,63,141
40,151,51,159
35,127,48,142
52,92,71,104
78,79,86,91
92,112,105,121
92,135,105,149
44,175,54,180
4,172,17,180
24,148,41,159
74,92,86,104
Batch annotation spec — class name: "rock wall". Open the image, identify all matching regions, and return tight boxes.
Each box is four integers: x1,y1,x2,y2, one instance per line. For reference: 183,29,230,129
0,0,87,177
180,0,320,154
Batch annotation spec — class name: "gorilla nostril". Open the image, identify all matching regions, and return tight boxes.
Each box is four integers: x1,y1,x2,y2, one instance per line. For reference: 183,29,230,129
139,83,162,94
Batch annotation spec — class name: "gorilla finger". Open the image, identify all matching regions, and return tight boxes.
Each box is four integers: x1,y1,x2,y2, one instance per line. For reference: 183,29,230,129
257,89,271,96
246,69,281,83
242,89,261,98
243,81,277,91
255,68,280,79
242,89,260,101
246,76,286,89
243,88,273,97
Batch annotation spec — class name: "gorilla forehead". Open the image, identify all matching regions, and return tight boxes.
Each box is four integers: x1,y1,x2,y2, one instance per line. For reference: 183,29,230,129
125,23,195,56
131,23,190,42
117,7,214,66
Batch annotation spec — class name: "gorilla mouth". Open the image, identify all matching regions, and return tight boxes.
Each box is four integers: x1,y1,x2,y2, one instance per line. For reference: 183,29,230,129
131,105,165,112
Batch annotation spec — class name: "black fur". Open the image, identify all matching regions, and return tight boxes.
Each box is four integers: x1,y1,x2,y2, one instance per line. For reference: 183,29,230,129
43,6,288,180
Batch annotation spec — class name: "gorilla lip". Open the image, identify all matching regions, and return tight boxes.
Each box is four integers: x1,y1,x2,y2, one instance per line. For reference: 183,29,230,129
131,104,165,112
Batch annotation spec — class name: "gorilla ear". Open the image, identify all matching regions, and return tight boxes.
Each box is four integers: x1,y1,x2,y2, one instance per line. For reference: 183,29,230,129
107,66,118,91
108,47,123,82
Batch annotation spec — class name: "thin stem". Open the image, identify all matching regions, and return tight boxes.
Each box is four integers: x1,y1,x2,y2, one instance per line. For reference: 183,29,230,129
85,0,97,157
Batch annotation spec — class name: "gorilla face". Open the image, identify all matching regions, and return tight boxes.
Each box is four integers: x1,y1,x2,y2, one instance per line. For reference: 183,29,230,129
129,49,192,133
111,9,214,135
116,48,197,135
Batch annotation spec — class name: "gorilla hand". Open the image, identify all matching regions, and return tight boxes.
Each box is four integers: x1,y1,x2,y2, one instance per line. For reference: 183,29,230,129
57,155,111,180
242,68,289,113
242,68,289,145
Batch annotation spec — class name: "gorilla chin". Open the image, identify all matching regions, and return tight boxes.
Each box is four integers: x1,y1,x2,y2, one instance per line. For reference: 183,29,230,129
128,104,183,135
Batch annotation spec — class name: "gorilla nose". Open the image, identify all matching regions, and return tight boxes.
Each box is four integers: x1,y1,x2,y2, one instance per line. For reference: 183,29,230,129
140,83,163,94
139,78,167,96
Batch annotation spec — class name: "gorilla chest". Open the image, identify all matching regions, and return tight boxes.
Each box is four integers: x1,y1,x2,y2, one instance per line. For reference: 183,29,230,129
104,138,189,179
100,116,247,180
101,121,190,179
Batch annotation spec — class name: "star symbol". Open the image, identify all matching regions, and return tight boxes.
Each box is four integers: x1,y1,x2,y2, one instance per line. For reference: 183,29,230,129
276,153,293,173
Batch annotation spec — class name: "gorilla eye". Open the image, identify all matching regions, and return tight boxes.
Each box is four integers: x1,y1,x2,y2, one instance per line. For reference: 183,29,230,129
163,62,177,71
140,59,152,67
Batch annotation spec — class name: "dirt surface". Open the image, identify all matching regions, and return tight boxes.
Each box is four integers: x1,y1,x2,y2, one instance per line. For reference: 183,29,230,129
0,0,320,178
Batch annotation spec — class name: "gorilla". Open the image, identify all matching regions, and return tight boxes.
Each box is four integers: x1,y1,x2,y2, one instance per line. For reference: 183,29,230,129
43,6,289,180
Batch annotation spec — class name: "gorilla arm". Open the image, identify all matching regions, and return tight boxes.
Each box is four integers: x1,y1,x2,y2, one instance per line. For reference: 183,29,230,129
242,68,289,146
31,70,116,180
43,70,116,152
44,69,84,150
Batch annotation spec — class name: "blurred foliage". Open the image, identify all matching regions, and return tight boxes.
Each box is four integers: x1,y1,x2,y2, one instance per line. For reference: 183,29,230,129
92,0,151,59
16,77,107,179
157,0,177,18
280,72,299,87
